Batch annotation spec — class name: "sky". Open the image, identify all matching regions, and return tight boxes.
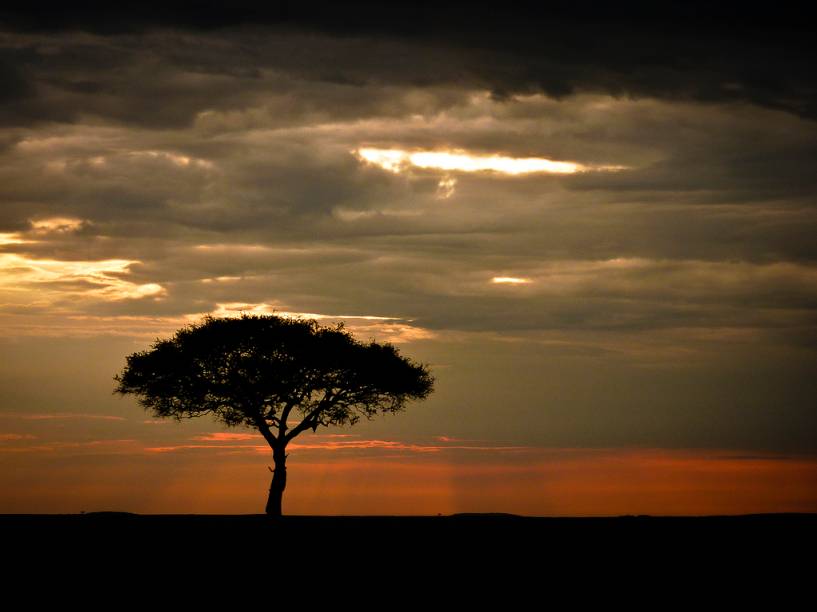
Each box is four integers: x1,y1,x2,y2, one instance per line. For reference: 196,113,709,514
1,3,816,515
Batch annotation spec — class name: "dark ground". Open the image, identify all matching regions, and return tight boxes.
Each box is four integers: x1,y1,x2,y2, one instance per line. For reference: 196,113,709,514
4,514,814,596
4,513,815,558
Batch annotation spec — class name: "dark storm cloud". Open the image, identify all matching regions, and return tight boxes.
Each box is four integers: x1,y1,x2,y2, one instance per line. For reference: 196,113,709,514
2,2,815,123
0,29,475,128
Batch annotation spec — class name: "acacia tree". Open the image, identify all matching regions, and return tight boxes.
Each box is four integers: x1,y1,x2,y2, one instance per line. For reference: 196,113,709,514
114,314,434,516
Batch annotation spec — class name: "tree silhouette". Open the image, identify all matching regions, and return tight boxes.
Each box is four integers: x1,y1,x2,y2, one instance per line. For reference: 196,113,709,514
114,314,434,516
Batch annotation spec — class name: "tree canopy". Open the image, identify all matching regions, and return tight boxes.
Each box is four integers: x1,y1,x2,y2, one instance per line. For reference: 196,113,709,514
114,314,434,515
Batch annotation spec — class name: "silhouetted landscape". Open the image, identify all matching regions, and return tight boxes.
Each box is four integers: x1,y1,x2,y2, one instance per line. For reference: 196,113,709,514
3,3,817,547
5,513,815,563
4,514,813,599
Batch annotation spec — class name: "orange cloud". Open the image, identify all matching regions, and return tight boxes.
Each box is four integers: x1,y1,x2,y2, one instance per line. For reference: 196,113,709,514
289,439,444,453
0,413,126,421
0,439,138,454
144,444,266,453
155,434,529,455
193,432,261,442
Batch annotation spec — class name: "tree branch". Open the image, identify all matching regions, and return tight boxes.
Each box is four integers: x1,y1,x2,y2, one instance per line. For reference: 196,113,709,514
254,417,278,449
278,398,297,438
285,388,343,443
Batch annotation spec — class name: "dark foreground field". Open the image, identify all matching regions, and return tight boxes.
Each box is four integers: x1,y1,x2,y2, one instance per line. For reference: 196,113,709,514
3,514,815,596
4,513,815,559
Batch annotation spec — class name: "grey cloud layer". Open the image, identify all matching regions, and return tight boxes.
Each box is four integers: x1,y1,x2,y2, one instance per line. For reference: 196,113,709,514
1,25,816,451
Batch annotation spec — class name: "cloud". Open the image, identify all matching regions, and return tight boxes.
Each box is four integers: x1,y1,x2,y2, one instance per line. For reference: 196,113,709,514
0,14,815,457
491,277,531,285
433,436,483,443
354,147,609,175
288,439,442,453
0,90,815,352
144,444,265,454
0,252,166,303
0,438,137,454
142,435,530,456
0,433,36,441
2,5,815,121
193,432,259,442
0,413,126,421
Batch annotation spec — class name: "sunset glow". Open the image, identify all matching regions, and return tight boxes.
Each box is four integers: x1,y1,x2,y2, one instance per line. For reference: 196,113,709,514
2,431,815,515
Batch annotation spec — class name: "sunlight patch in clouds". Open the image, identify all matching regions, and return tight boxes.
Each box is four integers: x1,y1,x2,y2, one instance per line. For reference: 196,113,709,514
200,276,243,283
0,218,83,247
131,150,214,168
0,233,26,246
492,276,532,284
211,302,398,321
411,150,581,174
436,175,457,199
355,147,625,176
209,303,434,343
17,136,215,171
0,254,165,302
30,217,84,233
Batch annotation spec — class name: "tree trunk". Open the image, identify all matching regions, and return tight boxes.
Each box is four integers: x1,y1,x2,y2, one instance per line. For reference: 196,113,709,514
265,446,287,517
